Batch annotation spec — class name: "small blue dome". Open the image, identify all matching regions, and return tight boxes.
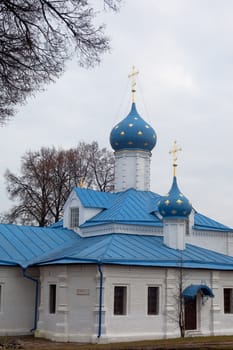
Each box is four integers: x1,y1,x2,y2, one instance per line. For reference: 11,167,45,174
110,103,157,152
158,177,192,219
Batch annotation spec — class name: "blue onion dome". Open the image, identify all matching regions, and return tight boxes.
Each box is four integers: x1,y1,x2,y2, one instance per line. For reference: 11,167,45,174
158,176,192,219
110,103,157,152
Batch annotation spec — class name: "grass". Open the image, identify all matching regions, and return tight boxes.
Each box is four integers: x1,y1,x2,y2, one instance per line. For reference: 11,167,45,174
3,335,233,350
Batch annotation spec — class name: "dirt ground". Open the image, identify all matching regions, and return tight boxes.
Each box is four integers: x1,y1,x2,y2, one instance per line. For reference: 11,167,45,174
3,335,233,350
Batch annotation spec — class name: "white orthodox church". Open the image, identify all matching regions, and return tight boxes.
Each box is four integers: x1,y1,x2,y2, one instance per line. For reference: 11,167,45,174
0,72,233,343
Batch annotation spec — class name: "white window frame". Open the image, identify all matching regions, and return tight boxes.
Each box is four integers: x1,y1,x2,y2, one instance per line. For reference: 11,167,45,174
113,285,128,316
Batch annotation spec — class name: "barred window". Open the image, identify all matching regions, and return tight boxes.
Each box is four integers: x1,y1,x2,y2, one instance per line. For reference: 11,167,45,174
0,285,2,312
114,286,127,315
148,286,159,315
70,207,79,228
224,288,233,313
49,284,56,314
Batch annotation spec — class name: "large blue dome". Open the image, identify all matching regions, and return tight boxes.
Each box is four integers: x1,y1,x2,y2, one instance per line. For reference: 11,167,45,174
158,177,192,219
110,103,157,152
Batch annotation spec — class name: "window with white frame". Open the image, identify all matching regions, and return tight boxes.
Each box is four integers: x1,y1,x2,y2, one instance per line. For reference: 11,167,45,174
70,207,79,228
224,288,233,313
147,286,159,315
114,286,127,315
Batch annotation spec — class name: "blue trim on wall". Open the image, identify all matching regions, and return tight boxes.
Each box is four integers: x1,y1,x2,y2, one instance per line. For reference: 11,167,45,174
97,264,103,338
22,268,39,332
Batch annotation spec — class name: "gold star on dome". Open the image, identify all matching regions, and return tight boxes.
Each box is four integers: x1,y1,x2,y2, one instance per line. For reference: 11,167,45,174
134,117,138,120
137,131,143,135
120,131,125,135
115,125,119,129
165,200,170,205
176,199,183,204
128,123,134,127
145,125,150,129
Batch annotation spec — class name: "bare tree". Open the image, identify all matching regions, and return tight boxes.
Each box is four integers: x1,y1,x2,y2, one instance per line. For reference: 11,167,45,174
4,142,114,226
0,0,121,124
167,256,186,338
87,141,114,192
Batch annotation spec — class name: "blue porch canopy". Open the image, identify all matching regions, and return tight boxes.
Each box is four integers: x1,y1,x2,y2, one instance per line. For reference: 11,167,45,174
182,284,214,299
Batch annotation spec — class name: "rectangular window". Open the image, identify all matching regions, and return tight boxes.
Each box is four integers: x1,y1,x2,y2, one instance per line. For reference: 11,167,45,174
114,286,127,315
70,207,79,228
224,288,233,313
148,286,159,315
185,219,190,235
49,284,56,314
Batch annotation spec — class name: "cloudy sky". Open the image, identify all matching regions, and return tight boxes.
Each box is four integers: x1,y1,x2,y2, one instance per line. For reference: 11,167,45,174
0,0,233,227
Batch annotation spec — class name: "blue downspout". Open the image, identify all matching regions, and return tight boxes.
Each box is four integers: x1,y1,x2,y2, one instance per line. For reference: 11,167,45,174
22,267,39,332
97,264,103,338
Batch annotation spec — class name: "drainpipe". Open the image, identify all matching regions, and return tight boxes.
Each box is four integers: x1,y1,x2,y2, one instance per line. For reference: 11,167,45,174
97,264,103,338
22,267,39,332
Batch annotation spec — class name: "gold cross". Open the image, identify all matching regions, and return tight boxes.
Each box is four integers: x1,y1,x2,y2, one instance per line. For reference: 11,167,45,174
128,66,139,103
78,178,85,188
169,140,182,176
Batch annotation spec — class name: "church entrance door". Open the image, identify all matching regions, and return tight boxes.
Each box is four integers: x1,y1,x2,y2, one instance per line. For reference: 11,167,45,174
184,297,197,330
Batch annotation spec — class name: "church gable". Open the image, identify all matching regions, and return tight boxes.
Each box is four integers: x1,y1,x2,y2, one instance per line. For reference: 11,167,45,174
63,188,112,231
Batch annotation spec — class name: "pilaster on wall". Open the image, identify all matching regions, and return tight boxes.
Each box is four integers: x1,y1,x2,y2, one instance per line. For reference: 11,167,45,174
164,269,181,338
210,271,221,335
56,269,69,335
114,150,151,192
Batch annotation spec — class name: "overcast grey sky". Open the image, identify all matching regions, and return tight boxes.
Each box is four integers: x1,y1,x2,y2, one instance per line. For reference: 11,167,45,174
0,0,233,227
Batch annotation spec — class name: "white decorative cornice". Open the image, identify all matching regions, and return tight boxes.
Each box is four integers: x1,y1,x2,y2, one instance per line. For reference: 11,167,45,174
79,223,162,237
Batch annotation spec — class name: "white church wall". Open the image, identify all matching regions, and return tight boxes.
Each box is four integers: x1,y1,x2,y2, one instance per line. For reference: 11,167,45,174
102,265,166,342
102,266,233,341
0,267,38,335
211,270,233,336
37,264,97,342
66,265,97,341
36,263,233,343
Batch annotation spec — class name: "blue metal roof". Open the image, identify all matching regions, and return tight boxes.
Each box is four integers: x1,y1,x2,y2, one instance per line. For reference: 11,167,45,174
0,224,78,267
182,284,214,299
194,212,233,232
78,188,231,233
81,189,162,227
0,189,232,269
34,234,233,271
74,187,114,208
